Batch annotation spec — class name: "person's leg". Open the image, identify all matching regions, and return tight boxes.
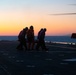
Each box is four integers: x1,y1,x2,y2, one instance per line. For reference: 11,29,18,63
36,40,42,50
27,42,31,50
23,39,27,50
40,40,46,50
31,43,34,50
42,40,48,51
27,38,31,50
16,40,23,50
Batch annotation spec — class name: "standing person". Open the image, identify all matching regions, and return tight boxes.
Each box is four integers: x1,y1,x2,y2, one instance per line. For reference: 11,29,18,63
27,25,34,50
36,28,48,51
16,27,28,51
36,28,43,50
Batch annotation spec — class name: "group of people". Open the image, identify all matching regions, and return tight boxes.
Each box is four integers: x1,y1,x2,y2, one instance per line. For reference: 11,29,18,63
16,25,48,51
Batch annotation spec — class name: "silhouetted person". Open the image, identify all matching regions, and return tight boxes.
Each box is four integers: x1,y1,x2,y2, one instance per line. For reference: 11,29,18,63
36,28,48,51
36,28,43,50
27,25,34,50
71,33,76,39
16,27,28,51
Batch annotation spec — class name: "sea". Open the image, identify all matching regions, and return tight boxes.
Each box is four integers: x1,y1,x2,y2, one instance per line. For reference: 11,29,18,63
0,36,76,44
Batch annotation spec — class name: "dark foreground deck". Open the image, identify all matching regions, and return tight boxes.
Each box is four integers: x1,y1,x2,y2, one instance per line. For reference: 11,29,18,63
0,41,76,75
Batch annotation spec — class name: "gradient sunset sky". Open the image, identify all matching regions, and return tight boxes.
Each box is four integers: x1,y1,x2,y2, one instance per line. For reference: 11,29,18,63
0,0,76,36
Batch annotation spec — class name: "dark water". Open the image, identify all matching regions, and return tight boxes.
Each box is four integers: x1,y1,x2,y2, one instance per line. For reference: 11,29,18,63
0,36,76,43
45,36,76,43
0,36,18,41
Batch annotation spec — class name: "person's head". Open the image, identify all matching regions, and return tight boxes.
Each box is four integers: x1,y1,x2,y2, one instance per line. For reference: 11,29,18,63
23,27,28,32
44,28,47,32
40,28,43,31
30,25,34,30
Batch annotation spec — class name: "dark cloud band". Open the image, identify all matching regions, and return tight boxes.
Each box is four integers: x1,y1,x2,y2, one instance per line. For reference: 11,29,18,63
49,13,76,15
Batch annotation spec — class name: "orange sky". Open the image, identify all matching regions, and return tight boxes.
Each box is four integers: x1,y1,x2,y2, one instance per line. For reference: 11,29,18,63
0,0,76,36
